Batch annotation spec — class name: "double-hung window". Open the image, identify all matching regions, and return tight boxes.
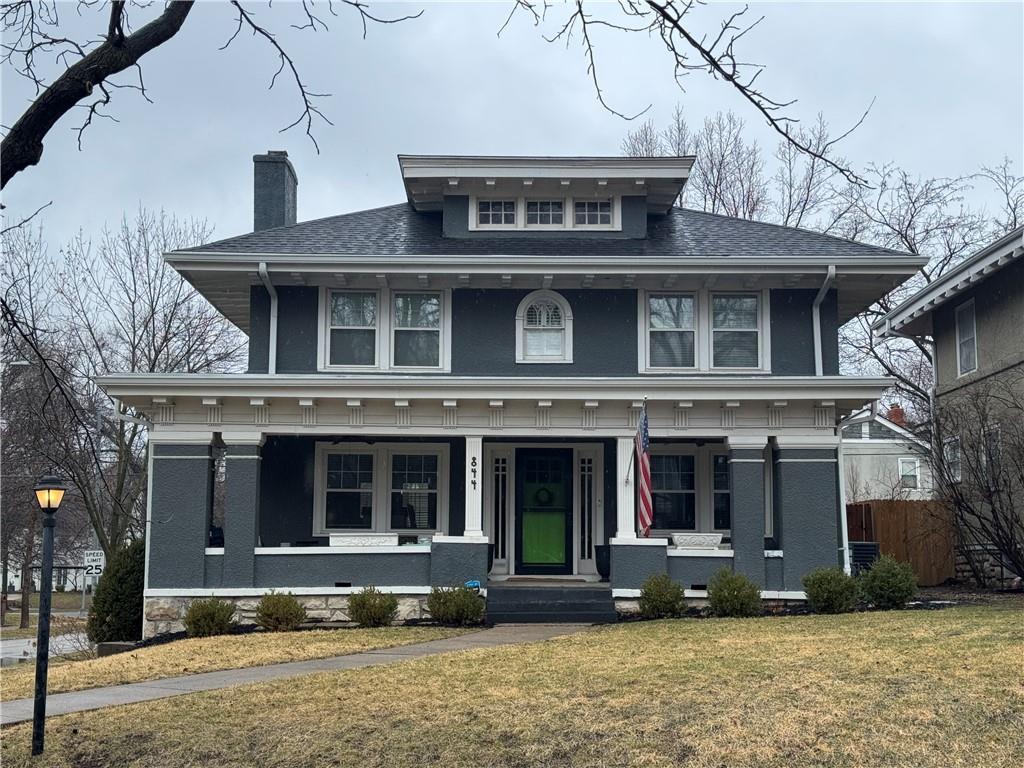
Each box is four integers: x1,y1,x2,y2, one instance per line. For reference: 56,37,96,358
956,300,977,376
390,453,439,531
392,292,441,367
315,443,448,536
711,294,760,368
648,294,696,368
328,292,377,366
650,454,697,530
516,290,573,363
322,289,449,371
324,452,375,530
898,458,920,489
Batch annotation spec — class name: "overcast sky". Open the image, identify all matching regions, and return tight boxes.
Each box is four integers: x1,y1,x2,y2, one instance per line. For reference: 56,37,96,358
3,1,1022,246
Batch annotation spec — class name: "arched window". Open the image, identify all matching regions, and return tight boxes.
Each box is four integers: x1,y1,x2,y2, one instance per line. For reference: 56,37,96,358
515,290,573,363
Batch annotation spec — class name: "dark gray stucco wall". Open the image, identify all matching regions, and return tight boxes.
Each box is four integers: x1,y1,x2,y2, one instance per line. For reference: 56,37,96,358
258,436,466,545
770,289,838,375
204,555,223,588
452,289,638,375
148,444,212,589
248,285,319,374
222,444,261,586
775,449,839,590
729,448,767,586
253,552,431,587
430,542,489,586
610,544,667,590
666,555,732,587
442,195,648,239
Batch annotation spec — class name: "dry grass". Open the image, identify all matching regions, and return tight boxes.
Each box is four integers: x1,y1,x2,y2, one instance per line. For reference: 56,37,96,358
6,592,91,611
2,604,1022,768
0,626,467,701
0,615,87,641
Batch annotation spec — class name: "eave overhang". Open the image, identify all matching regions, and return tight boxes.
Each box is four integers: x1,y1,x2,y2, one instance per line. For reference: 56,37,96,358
873,226,1023,339
165,252,928,334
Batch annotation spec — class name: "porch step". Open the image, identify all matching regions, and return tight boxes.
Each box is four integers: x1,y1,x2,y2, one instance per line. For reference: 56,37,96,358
486,585,616,625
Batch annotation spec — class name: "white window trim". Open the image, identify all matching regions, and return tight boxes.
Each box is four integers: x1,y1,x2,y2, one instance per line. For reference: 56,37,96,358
317,287,452,373
955,299,977,377
648,444,732,536
639,288,771,374
898,457,920,489
468,195,621,232
515,289,574,364
313,441,450,537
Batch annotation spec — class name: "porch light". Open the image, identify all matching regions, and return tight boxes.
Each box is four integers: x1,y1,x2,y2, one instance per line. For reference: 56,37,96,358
33,474,67,512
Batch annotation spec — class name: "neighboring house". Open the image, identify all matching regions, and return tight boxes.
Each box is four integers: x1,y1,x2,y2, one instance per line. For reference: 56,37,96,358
98,152,926,636
875,226,1024,586
841,405,933,503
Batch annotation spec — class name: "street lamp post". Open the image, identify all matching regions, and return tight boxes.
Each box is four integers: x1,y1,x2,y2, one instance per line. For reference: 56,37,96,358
31,473,66,756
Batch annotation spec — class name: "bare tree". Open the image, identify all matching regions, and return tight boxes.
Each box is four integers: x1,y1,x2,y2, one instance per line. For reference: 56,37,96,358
931,370,1024,584
2,1,866,193
978,157,1024,233
1,210,246,557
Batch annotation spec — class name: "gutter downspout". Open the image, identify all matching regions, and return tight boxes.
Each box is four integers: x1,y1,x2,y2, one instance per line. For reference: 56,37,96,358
258,262,278,374
812,265,836,377
836,435,852,575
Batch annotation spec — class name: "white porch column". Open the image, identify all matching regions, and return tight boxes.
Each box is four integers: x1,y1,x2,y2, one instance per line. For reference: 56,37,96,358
615,436,636,539
463,435,484,537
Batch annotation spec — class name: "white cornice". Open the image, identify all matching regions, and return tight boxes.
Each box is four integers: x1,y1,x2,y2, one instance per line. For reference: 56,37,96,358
98,373,893,404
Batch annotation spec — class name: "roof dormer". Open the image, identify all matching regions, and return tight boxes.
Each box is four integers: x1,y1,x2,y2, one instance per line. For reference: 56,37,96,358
398,155,694,215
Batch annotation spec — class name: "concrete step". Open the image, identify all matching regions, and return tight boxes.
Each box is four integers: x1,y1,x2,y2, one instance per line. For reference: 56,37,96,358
486,584,616,624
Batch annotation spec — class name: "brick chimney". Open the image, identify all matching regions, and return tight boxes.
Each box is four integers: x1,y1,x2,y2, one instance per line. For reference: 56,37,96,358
253,150,297,231
886,403,906,427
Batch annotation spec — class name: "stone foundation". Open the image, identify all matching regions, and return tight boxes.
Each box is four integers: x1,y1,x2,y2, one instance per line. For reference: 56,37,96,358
143,594,431,639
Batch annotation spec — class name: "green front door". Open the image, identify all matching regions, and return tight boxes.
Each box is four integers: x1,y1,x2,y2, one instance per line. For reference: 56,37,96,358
515,448,573,575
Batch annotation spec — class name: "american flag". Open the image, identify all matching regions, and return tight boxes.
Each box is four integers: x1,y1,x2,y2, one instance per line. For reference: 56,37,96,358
634,403,653,537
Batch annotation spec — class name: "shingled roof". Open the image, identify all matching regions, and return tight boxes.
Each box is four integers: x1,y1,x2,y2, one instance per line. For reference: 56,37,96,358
176,203,908,260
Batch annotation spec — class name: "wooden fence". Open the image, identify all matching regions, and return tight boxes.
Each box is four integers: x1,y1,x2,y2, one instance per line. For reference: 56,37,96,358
846,500,955,586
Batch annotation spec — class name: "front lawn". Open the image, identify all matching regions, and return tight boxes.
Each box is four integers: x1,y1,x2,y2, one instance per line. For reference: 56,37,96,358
2,603,1021,767
0,626,469,701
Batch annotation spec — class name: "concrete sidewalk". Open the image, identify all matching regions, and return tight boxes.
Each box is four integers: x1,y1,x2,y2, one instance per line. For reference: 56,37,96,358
0,624,588,726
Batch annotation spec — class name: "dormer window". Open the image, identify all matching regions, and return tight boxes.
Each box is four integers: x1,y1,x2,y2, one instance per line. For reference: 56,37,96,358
478,200,515,226
526,200,564,226
574,199,612,226
515,290,573,363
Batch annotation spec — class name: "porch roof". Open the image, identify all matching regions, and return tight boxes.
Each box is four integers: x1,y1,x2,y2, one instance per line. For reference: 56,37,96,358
98,373,893,414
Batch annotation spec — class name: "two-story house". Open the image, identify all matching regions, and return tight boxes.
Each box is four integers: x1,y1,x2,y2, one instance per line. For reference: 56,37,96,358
875,226,1023,586
99,152,926,636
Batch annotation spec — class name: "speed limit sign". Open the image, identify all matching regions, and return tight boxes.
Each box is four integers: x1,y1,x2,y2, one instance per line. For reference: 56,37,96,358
83,550,105,577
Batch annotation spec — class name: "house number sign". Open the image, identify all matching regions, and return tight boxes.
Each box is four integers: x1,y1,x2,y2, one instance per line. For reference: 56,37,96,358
470,455,478,490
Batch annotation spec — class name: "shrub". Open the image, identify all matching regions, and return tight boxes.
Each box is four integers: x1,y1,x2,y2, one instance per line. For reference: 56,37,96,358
427,586,485,626
255,592,306,632
707,569,761,617
859,555,916,610
803,567,859,614
86,539,145,643
183,598,237,637
638,574,685,619
347,586,398,627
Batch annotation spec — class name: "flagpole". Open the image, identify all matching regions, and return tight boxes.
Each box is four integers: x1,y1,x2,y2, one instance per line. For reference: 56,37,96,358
624,396,648,485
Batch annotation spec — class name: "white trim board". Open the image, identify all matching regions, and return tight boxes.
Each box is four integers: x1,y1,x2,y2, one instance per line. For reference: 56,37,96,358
612,588,806,600
667,549,734,558
254,546,430,555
